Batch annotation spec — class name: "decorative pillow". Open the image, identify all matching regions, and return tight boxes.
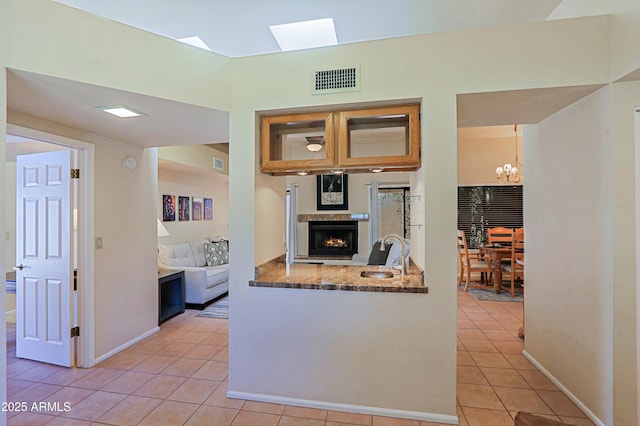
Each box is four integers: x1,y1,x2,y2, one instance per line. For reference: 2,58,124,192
204,241,229,266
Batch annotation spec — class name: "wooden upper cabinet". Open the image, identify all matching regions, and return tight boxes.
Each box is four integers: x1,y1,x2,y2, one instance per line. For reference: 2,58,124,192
337,104,420,170
260,104,420,175
260,111,336,174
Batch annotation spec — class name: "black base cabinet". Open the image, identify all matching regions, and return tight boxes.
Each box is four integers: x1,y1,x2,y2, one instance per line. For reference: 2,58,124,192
158,269,185,324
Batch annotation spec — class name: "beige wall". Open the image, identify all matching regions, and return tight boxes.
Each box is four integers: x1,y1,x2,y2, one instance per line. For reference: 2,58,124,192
4,162,15,272
5,294,15,313
1,162,16,318
549,0,640,80
158,159,229,244
0,64,7,422
84,128,158,359
636,107,640,426
611,81,640,425
159,145,229,177
457,126,524,186
525,87,614,424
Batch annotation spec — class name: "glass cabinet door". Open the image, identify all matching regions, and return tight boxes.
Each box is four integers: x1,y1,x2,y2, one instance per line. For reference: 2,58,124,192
259,103,421,175
260,112,335,174
336,104,420,170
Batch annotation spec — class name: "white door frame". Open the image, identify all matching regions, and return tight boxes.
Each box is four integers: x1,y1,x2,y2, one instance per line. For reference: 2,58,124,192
8,123,95,367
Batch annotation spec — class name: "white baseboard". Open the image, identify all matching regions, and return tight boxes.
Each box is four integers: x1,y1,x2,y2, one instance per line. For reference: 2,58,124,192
93,326,160,365
522,350,605,426
226,391,459,425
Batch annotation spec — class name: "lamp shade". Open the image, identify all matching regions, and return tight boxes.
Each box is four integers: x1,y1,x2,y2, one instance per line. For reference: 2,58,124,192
157,219,170,237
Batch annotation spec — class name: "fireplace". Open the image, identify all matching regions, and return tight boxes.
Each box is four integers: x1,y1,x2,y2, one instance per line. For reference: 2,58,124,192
308,221,358,257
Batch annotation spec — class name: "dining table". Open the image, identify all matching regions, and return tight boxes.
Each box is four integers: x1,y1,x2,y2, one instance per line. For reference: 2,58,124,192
478,244,515,294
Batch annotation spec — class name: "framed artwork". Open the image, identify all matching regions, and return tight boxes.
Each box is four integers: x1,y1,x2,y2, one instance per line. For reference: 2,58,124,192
162,195,175,221
204,198,213,220
178,196,190,221
192,197,203,221
317,174,348,210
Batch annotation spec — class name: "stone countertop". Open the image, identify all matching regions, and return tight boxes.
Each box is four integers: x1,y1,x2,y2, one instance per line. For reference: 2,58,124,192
250,259,427,293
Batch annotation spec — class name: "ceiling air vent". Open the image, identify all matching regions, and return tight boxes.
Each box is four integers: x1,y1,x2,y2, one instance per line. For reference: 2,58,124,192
312,66,360,95
213,157,225,170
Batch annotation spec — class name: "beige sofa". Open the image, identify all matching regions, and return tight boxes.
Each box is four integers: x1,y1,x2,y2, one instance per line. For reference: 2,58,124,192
158,237,229,309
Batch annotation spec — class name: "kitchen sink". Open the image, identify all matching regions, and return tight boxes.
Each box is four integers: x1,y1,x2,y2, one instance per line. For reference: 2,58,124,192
360,270,394,279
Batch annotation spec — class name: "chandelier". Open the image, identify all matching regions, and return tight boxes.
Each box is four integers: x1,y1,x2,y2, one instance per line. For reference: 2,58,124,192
496,124,522,183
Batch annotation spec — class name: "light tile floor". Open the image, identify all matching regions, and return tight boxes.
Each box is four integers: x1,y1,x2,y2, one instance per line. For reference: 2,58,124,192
456,288,594,426
4,288,594,425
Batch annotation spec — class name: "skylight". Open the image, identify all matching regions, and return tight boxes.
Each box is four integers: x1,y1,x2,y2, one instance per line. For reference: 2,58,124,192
177,36,212,52
98,106,144,118
269,18,337,52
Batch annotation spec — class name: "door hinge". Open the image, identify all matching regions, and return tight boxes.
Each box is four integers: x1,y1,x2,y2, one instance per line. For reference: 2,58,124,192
71,169,80,179
70,326,80,338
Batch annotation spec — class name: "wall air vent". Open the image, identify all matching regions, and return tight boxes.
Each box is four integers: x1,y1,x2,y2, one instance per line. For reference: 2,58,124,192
312,66,360,95
213,157,225,170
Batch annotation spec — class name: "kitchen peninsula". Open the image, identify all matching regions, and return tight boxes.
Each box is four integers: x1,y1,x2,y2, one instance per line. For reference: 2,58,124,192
251,257,427,293
232,255,447,423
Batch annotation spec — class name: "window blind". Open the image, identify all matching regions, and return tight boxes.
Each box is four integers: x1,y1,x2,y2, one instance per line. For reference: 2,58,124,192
457,185,523,248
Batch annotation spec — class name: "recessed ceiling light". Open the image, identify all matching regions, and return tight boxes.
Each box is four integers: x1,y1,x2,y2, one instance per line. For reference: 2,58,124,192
177,36,212,51
98,105,145,118
269,18,337,52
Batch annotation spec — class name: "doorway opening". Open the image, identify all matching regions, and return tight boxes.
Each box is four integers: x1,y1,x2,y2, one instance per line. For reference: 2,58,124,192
4,126,94,368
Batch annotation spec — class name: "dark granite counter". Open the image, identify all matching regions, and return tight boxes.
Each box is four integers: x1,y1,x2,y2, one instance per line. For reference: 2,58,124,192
250,258,427,293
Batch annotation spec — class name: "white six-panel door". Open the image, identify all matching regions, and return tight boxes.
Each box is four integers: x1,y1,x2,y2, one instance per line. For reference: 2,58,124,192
16,150,74,367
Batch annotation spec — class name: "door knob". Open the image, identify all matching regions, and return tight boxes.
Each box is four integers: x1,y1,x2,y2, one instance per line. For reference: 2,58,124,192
13,264,24,271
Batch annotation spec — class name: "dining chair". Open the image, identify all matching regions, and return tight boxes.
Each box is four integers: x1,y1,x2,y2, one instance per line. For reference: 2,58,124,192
457,230,493,291
485,227,515,281
487,227,514,246
501,227,524,297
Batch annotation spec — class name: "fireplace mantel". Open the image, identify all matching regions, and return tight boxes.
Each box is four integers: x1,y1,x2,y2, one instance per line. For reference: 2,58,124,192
298,213,368,222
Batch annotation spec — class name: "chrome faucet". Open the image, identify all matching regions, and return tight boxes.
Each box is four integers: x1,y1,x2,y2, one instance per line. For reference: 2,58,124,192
380,234,407,275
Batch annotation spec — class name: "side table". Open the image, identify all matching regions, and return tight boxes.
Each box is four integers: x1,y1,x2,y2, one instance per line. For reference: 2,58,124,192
158,269,185,324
